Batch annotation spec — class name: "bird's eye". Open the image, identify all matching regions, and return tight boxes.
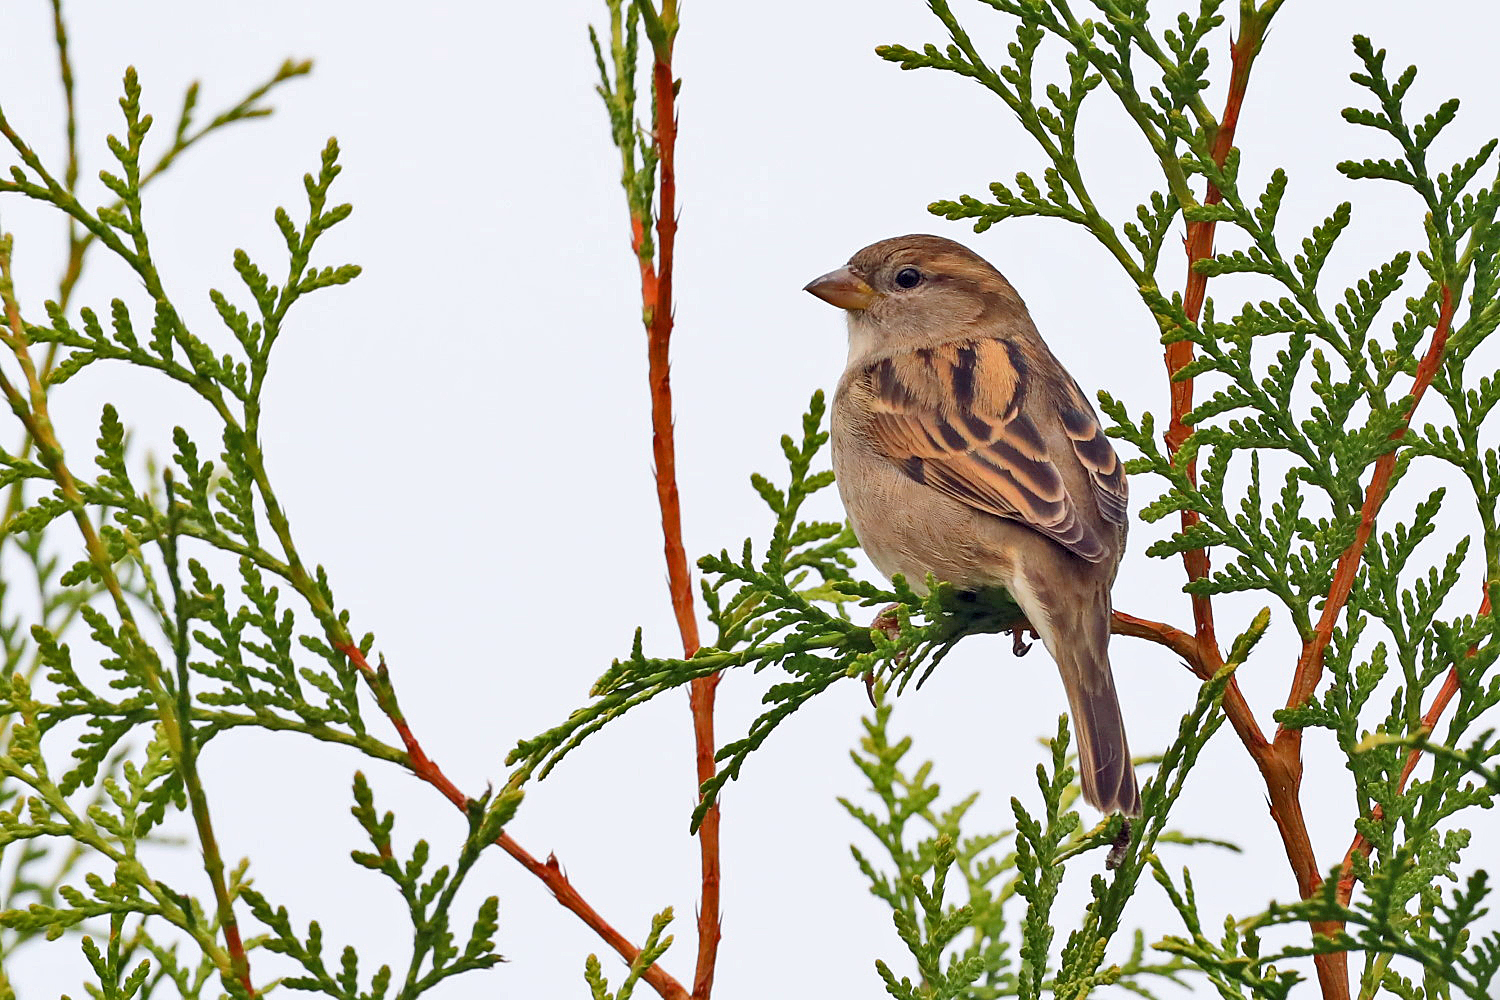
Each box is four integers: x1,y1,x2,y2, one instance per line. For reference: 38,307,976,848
894,267,922,289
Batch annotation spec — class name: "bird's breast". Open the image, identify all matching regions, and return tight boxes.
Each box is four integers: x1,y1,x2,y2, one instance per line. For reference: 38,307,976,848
831,389,1014,593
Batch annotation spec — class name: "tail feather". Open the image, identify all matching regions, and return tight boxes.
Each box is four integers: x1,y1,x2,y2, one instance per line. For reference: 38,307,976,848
1010,571,1140,816
1059,653,1140,816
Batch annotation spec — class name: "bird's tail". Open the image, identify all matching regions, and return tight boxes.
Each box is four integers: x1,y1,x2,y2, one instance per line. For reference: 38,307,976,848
1015,576,1140,816
1056,638,1140,816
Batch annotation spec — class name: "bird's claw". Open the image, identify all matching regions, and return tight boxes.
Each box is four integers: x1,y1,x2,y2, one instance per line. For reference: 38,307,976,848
1011,625,1037,657
864,605,904,707
1106,818,1132,870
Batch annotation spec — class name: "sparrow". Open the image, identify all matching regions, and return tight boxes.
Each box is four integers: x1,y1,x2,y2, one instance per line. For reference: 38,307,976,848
805,234,1139,816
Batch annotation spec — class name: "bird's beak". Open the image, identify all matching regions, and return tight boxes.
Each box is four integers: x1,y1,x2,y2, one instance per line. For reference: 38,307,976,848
803,266,877,311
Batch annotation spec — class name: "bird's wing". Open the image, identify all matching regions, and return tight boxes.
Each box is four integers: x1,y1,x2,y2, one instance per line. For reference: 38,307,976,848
1058,381,1129,529
859,338,1120,563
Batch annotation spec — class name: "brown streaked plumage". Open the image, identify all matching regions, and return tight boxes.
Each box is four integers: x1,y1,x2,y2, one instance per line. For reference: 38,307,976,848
806,234,1139,816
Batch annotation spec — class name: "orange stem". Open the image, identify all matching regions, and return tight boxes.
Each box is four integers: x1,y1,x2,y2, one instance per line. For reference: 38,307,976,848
1111,611,1268,756
1169,21,1261,660
223,926,254,997
633,34,721,998
1111,610,1201,670
1168,16,1351,998
1258,283,1453,997
1280,286,1457,735
1335,588,1491,906
334,643,692,1000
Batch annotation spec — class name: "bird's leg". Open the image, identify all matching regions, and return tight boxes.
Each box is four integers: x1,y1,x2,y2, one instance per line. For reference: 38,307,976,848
864,603,904,707
870,604,902,636
1106,818,1132,870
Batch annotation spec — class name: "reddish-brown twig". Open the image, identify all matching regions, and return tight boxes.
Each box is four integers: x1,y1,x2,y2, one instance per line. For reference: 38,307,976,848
1261,281,1453,992
335,643,692,1000
1280,286,1457,736
1165,13,1355,997
632,27,722,998
1334,588,1492,906
1246,280,1452,1000
1111,611,1270,757
1169,18,1265,660
1333,670,1457,903
1111,610,1201,670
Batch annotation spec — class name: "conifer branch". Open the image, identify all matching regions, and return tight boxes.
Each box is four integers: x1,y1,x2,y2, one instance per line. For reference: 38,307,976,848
599,2,721,993
1257,277,1453,999
1171,9,1347,997
0,240,255,996
1281,285,1457,730
333,641,691,1000
1336,587,1491,906
883,5,1500,998
1173,6,1275,660
1112,610,1269,754
2,7,1497,999
1111,610,1204,671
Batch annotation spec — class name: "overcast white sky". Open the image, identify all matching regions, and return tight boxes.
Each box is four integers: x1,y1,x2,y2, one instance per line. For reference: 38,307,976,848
2,1,1498,997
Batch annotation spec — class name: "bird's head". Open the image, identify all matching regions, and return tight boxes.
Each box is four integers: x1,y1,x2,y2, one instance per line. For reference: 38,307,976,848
804,234,1027,361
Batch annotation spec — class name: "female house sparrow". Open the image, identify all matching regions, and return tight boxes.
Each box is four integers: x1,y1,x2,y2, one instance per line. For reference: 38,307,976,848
805,234,1139,816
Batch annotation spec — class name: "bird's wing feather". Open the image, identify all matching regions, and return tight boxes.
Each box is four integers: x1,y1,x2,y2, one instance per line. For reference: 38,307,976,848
861,339,1116,562
1059,391,1129,528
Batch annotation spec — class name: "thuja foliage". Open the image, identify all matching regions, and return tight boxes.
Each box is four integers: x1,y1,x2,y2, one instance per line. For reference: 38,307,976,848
3,2,1500,1000
865,1,1500,997
841,698,1245,1000
0,9,519,998
243,773,509,999
515,1,1500,998
508,392,1035,825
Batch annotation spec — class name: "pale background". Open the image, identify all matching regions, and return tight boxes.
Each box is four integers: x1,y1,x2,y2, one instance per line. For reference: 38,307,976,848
1,1,1497,996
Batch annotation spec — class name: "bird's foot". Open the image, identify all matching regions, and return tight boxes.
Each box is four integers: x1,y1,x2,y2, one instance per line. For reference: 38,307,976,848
864,604,904,707
1011,625,1038,657
1106,818,1132,870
